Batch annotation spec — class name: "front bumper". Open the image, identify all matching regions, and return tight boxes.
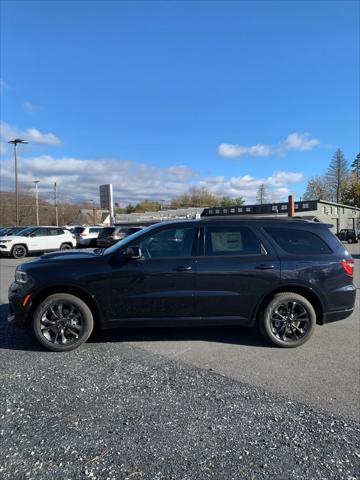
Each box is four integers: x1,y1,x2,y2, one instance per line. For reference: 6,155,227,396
0,243,12,255
8,282,32,329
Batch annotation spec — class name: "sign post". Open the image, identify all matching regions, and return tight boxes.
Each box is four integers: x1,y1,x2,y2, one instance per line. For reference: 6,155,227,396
99,184,114,225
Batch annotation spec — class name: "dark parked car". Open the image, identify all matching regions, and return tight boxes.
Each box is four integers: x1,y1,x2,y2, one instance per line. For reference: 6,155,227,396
8,217,356,352
96,226,143,247
336,229,358,244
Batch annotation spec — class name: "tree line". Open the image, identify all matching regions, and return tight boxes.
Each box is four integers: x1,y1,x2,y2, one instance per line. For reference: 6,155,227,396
117,187,245,213
303,150,360,206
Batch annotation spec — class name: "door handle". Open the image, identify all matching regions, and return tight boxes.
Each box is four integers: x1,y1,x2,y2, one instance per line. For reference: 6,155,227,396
256,264,275,270
174,266,192,272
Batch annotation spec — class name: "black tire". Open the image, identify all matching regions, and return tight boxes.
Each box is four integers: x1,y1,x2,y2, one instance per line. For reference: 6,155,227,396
11,244,27,259
32,293,94,352
348,238,353,244
89,239,97,247
258,292,316,348
60,243,73,251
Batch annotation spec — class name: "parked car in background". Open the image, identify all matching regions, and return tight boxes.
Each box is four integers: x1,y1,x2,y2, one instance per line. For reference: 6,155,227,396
0,226,76,258
73,226,104,247
1,227,29,236
8,217,356,352
96,226,143,247
336,229,358,244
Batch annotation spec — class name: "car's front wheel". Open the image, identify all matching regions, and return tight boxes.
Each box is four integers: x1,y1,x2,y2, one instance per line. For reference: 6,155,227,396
259,292,316,348
32,293,94,352
11,244,27,259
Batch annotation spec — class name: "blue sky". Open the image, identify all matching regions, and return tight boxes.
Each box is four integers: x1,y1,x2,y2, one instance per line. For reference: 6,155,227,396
0,0,359,205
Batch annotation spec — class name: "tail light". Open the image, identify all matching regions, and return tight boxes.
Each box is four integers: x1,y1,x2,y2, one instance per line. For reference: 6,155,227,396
341,259,354,277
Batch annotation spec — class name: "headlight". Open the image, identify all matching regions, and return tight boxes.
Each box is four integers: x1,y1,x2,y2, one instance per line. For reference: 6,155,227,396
15,270,29,284
0,239,13,243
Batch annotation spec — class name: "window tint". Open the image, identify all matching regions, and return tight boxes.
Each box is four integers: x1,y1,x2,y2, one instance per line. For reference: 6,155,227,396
89,228,102,233
135,227,195,259
205,225,262,256
48,228,61,236
102,228,116,235
265,227,331,254
73,227,85,234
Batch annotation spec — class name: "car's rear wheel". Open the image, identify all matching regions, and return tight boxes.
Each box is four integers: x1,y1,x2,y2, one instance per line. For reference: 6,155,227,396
11,244,27,259
259,292,316,348
348,238,353,244
60,243,72,250
32,293,94,352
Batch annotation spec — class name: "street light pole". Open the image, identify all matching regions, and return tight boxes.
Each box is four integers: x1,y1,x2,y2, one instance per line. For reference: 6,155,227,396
33,180,40,226
8,139,28,226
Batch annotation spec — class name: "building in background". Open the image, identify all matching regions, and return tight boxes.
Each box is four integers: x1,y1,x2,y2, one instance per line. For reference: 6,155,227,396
202,199,360,233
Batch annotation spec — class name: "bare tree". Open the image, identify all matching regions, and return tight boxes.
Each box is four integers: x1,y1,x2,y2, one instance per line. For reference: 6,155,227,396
303,176,331,201
326,149,349,203
256,183,268,205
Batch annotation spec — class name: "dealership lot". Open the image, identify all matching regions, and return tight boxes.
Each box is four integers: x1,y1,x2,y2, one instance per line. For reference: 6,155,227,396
0,246,359,479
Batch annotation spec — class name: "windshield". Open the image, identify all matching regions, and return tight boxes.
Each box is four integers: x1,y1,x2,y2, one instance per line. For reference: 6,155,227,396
15,227,37,237
104,224,156,255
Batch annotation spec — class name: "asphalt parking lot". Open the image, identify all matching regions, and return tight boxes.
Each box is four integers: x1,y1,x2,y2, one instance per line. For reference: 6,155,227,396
0,245,359,479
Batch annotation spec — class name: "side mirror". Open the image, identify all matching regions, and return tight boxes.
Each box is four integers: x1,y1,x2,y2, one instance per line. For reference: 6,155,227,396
124,246,142,259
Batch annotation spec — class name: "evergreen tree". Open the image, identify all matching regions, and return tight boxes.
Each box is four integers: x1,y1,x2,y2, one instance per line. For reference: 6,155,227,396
256,183,268,205
326,149,349,203
351,153,360,180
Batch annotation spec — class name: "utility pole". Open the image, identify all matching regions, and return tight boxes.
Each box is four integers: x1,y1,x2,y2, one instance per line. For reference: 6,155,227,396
8,139,28,226
90,200,96,225
33,180,40,226
54,182,59,226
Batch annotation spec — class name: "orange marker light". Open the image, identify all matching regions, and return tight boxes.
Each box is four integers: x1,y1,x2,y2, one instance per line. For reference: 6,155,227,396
22,294,31,307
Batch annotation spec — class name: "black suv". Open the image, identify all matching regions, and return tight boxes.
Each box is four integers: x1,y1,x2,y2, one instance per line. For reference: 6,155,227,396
8,218,356,352
336,229,358,244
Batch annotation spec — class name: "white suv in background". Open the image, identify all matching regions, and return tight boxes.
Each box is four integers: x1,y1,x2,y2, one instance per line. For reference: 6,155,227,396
73,226,103,247
0,227,76,258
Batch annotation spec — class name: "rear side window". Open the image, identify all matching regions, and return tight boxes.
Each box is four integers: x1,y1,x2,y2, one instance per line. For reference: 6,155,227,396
101,228,115,235
73,227,85,234
89,228,102,233
265,227,331,254
205,225,262,256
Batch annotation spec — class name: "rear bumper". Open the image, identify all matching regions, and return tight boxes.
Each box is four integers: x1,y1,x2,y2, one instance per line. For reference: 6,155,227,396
322,307,355,324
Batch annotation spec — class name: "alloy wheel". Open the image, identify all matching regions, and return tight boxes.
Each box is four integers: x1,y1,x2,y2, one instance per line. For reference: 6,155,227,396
40,302,84,345
270,301,310,343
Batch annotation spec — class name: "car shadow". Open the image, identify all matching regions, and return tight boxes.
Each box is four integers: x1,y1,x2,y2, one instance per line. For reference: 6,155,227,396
0,303,268,352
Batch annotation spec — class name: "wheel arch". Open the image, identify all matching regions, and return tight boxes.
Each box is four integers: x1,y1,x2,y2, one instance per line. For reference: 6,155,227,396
26,285,103,330
253,285,325,326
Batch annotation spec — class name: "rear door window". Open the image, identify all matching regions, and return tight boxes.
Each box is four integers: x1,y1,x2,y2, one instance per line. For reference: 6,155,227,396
101,228,115,236
265,227,331,254
205,225,262,256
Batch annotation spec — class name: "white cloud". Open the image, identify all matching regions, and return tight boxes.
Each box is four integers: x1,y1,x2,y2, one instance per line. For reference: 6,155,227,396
0,142,7,156
0,154,304,205
0,122,61,145
218,132,321,158
23,101,41,113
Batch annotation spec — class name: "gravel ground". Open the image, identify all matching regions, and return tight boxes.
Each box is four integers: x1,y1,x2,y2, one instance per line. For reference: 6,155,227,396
1,333,359,480
0,246,359,479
